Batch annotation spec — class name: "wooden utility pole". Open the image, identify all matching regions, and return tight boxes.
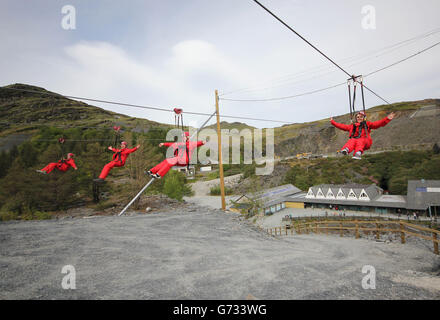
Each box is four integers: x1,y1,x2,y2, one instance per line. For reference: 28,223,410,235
215,90,226,210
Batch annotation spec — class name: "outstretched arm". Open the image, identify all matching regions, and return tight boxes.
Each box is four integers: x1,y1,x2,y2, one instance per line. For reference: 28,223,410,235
387,112,396,120
125,145,140,154
159,142,174,147
368,112,395,129
69,159,78,170
330,117,351,131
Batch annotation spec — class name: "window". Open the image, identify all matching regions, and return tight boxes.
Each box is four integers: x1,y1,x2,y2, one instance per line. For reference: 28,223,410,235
336,189,346,199
326,189,335,199
359,189,370,201
347,189,357,200
306,188,315,198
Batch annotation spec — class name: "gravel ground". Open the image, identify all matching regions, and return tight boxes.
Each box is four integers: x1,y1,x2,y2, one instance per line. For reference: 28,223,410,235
1,205,439,300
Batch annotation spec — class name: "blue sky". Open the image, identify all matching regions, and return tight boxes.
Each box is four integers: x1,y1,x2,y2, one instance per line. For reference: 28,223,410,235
1,0,439,128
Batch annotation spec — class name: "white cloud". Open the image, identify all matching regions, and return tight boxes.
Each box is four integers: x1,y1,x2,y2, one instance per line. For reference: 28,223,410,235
46,40,255,125
1,0,439,128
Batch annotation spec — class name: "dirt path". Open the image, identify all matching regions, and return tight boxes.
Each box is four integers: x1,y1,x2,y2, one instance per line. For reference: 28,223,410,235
189,174,243,197
184,174,243,209
1,206,439,299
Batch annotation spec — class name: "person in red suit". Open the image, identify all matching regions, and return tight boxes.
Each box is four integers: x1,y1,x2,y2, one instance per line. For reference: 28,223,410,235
94,141,140,182
331,111,395,159
146,132,205,178
36,153,78,174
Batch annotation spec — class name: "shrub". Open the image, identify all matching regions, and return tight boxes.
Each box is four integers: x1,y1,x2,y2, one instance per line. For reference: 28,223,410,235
162,170,193,201
0,210,19,221
210,185,234,196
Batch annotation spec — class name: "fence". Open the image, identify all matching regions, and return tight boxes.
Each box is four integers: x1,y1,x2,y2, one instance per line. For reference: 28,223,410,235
264,219,440,255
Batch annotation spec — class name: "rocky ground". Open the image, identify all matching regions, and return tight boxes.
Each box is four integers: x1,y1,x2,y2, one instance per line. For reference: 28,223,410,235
1,204,439,300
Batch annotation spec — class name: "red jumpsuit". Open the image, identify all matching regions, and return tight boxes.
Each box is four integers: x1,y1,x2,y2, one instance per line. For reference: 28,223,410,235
150,140,204,177
98,146,138,179
331,116,391,154
41,158,77,174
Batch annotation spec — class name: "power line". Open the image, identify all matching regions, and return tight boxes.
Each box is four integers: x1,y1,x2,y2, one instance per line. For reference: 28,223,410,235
220,82,346,102
0,87,295,124
0,121,170,131
220,39,440,103
251,0,390,105
253,0,351,78
0,138,167,142
219,26,440,97
364,40,440,78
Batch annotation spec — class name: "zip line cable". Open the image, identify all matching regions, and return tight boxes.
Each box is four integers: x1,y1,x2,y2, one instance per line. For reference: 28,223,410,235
223,31,440,97
252,0,351,78
364,40,440,78
2,36,437,119
220,39,440,102
219,26,440,97
251,0,390,105
0,87,294,124
3,11,436,123
0,138,168,142
220,82,346,102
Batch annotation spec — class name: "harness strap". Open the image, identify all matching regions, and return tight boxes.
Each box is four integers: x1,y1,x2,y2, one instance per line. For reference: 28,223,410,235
360,79,366,114
349,121,369,139
115,151,122,163
347,81,353,119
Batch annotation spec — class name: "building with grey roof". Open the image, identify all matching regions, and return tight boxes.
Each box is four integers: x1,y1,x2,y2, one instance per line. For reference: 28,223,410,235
285,180,439,216
231,180,440,217
230,184,302,215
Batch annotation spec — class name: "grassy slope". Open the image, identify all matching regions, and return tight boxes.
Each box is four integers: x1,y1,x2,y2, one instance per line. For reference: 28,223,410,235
0,83,171,139
1,84,439,199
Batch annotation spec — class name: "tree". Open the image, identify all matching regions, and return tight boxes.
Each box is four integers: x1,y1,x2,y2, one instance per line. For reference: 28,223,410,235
18,141,38,168
162,170,193,201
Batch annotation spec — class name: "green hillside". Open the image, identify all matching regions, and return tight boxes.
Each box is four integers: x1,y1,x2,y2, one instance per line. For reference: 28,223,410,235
274,98,440,157
0,83,171,151
0,84,192,221
1,83,439,220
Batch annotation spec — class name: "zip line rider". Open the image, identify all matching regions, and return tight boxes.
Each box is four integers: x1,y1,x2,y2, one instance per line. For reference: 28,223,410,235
330,111,395,160
146,131,205,179
94,141,140,182
36,153,77,174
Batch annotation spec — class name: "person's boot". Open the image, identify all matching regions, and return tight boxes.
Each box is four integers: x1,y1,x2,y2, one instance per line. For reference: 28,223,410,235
144,170,151,176
93,178,105,183
341,148,349,156
36,170,47,174
352,151,362,160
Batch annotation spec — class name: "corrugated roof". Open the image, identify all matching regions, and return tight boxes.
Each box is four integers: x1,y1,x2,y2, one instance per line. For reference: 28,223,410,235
285,195,407,209
310,183,382,200
235,184,302,208
287,180,440,211
250,184,302,202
